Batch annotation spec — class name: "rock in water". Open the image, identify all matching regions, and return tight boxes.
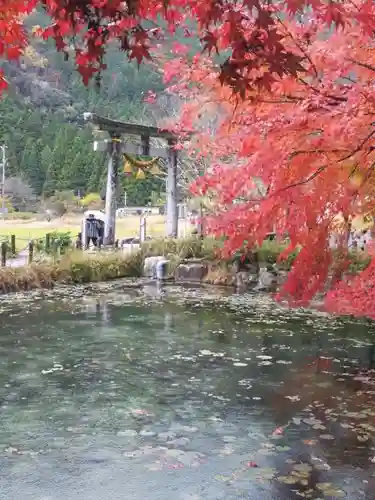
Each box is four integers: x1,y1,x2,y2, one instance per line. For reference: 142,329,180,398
143,256,166,277
175,263,208,281
255,266,278,291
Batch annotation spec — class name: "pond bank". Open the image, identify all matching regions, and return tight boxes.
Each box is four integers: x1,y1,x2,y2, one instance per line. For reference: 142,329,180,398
0,236,370,296
0,251,142,294
142,237,370,292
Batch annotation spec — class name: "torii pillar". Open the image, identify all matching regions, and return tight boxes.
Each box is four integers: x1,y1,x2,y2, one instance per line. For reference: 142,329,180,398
104,134,121,246
166,139,178,238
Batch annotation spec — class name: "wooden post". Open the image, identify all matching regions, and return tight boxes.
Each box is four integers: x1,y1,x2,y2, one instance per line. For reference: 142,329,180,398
1,241,6,266
52,239,59,262
140,216,147,242
104,135,120,246
10,234,16,255
166,139,178,238
28,240,34,264
45,233,51,252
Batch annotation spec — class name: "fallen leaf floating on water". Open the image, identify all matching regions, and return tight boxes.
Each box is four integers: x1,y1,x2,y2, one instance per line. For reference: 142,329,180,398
319,434,335,440
277,476,299,485
303,440,317,446
41,363,64,375
272,427,284,436
316,483,346,498
293,463,313,473
274,445,290,452
357,434,369,442
285,395,301,402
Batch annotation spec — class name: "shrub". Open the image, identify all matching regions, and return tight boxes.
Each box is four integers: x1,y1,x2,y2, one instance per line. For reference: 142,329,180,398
0,197,14,213
34,231,73,255
5,211,34,220
80,193,104,210
62,251,143,283
140,236,221,261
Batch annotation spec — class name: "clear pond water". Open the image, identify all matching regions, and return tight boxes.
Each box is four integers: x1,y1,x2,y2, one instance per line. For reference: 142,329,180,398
1,281,375,499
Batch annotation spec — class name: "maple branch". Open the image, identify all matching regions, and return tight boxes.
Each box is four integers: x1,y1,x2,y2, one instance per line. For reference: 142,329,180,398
275,16,318,78
298,78,347,103
269,130,375,197
255,95,304,104
339,129,375,163
348,58,375,74
289,149,349,158
277,166,327,193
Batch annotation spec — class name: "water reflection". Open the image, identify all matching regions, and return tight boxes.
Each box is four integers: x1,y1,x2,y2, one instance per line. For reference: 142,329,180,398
1,284,375,499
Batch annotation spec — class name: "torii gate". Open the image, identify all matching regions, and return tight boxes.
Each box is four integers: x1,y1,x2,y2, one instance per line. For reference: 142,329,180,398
83,112,179,245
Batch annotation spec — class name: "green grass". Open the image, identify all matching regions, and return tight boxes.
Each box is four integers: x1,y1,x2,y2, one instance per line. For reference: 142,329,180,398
0,250,143,294
0,228,77,252
0,215,169,251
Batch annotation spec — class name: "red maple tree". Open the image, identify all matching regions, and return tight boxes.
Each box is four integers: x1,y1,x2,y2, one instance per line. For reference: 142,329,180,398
159,8,375,317
1,1,373,92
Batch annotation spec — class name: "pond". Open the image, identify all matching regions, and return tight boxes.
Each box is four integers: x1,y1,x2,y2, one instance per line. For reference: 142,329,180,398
1,281,375,499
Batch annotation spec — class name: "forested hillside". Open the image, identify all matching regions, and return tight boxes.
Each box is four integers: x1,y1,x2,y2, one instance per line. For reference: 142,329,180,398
0,9,167,207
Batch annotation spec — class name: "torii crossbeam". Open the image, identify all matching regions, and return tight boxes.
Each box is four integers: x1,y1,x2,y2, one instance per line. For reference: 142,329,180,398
83,112,180,245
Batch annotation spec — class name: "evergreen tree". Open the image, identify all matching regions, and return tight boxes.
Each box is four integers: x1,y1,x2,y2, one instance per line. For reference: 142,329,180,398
21,139,45,194
41,146,58,196
0,7,183,204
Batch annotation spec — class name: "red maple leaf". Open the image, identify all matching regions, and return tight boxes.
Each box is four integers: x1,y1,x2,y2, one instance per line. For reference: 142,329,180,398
129,44,151,65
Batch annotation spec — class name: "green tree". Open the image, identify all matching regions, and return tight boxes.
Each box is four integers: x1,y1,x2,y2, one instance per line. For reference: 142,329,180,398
0,7,172,204
41,146,58,196
21,139,45,194
121,172,165,206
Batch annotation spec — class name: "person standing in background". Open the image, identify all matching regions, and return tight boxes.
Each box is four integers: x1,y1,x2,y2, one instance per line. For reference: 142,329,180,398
86,213,99,249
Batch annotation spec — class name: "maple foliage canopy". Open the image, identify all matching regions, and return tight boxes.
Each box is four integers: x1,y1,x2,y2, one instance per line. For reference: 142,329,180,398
1,0,373,92
159,2,375,317
3,0,375,316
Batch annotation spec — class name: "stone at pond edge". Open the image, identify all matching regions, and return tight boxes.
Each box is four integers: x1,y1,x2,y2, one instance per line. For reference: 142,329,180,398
235,271,258,288
255,266,278,291
143,256,166,277
175,263,208,281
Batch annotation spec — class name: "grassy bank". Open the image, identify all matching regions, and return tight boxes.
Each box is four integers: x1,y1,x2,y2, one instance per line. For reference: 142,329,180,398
0,251,143,294
140,237,295,269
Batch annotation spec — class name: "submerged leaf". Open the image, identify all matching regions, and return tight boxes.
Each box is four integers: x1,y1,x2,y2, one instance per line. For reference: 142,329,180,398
319,434,335,440
293,463,313,473
277,475,299,485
